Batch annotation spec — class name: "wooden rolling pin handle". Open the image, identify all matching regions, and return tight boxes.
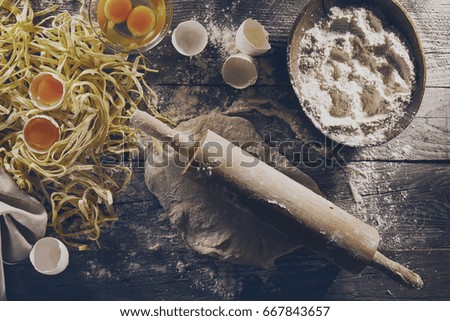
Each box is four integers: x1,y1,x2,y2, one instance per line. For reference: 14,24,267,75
131,110,177,141
370,251,424,289
131,110,197,152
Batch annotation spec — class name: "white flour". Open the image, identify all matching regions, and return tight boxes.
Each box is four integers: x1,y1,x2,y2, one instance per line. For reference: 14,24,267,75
297,7,415,146
207,22,239,58
200,5,239,59
344,162,409,250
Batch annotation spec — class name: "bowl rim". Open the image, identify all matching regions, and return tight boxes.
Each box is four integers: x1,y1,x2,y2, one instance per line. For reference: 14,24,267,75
88,0,173,54
287,0,427,148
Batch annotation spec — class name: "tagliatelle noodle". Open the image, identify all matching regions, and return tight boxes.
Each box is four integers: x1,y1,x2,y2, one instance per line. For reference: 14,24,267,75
0,0,163,249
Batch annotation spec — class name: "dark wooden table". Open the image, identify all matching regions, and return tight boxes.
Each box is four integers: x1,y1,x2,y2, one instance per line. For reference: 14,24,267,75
4,0,450,300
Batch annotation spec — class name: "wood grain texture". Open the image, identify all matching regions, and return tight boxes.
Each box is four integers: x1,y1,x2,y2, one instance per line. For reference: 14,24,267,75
112,161,450,252
304,162,450,251
402,0,450,54
4,248,450,300
144,0,450,88
150,84,449,161
36,0,450,87
2,0,449,301
145,44,450,88
425,53,450,87
33,0,450,53
3,162,449,300
326,250,450,300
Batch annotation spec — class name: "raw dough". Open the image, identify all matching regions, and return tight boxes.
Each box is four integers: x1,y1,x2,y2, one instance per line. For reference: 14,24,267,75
144,113,322,267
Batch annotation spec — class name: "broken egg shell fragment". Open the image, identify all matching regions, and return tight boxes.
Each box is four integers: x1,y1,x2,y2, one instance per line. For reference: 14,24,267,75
23,115,61,154
29,72,66,111
29,237,69,276
171,20,208,56
235,18,271,56
222,53,258,89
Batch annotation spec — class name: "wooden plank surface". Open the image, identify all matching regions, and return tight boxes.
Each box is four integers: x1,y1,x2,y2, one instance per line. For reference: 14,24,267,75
5,248,450,300
151,85,449,161
3,0,450,301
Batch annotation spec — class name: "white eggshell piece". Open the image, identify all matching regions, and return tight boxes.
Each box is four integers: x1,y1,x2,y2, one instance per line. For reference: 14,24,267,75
236,18,271,56
172,20,208,56
29,237,69,275
29,72,66,111
222,53,258,89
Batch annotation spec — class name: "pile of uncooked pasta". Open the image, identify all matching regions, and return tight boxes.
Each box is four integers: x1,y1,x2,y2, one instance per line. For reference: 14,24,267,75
0,0,158,249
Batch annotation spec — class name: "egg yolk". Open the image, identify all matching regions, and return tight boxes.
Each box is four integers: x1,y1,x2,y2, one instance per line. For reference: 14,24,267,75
24,117,60,152
127,6,156,37
104,0,133,24
36,75,64,106
97,0,108,31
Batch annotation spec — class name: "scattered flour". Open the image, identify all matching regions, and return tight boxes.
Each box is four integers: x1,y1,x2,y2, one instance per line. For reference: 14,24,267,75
83,260,116,280
297,7,416,146
149,265,168,273
158,86,213,123
201,5,239,59
176,261,186,273
207,22,239,58
191,267,243,299
128,262,141,271
358,140,414,160
387,140,413,159
344,162,411,249
349,180,364,206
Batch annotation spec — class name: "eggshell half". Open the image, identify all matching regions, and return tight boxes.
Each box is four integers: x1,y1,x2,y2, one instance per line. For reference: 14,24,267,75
29,72,66,111
236,18,271,56
23,115,61,154
29,237,69,275
222,53,258,89
172,20,208,56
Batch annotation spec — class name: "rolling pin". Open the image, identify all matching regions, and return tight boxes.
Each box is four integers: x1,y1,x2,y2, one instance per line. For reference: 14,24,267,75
131,110,423,289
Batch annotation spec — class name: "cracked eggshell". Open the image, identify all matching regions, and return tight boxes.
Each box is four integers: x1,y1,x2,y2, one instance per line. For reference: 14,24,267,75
23,115,61,154
172,20,208,56
222,53,258,89
235,18,271,56
29,237,69,275
29,72,66,111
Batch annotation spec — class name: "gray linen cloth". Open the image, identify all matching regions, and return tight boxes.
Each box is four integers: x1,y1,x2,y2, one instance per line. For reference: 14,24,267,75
0,167,47,300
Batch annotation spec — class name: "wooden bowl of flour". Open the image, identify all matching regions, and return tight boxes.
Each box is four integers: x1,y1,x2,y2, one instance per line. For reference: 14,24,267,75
288,0,426,147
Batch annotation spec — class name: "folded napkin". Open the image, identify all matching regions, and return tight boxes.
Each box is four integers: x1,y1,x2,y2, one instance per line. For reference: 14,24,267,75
0,167,47,300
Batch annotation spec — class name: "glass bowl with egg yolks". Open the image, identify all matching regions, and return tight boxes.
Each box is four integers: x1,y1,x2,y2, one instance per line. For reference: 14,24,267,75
88,0,172,53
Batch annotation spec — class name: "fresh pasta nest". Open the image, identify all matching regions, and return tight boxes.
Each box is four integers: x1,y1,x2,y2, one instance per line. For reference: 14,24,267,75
0,0,158,249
